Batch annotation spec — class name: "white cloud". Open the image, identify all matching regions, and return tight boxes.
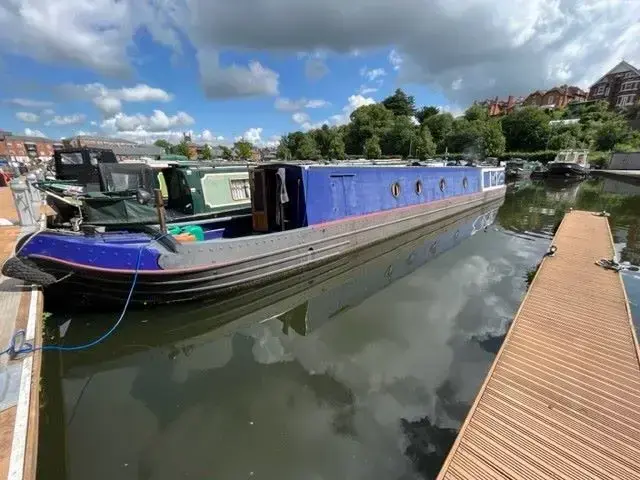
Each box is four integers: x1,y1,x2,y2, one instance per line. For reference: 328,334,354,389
359,85,378,95
292,112,310,125
60,82,173,116
305,58,329,80
15,112,40,123
200,130,225,143
107,129,223,145
90,121,98,126
330,94,376,126
388,49,403,71
24,128,47,138
275,97,329,111
45,114,86,126
235,128,280,147
7,98,54,108
360,67,386,82
197,52,279,98
42,109,55,116
101,110,195,133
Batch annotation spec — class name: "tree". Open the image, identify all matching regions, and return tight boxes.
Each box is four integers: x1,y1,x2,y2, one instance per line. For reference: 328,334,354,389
445,119,483,153
276,141,291,160
414,127,436,160
501,106,551,151
201,144,212,160
346,104,394,154
416,106,439,124
381,88,416,117
481,121,506,157
327,135,346,159
464,104,489,122
172,141,190,158
296,135,320,160
382,115,418,157
364,135,382,159
154,139,172,153
234,140,254,160
425,113,454,151
220,146,233,160
547,131,578,150
595,119,631,151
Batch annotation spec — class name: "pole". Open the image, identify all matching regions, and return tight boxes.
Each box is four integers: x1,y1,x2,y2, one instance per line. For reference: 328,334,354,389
154,188,167,234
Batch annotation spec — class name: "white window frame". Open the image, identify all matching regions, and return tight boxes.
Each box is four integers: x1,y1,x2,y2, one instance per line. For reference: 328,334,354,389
229,178,251,201
617,94,636,106
621,81,638,92
547,95,555,105
595,84,606,95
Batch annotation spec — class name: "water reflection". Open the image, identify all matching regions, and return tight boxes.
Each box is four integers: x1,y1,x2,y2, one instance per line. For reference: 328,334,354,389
40,177,640,480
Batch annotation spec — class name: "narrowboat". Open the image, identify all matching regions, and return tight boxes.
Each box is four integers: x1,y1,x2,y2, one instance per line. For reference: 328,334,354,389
2,164,506,307
41,147,252,227
546,150,589,177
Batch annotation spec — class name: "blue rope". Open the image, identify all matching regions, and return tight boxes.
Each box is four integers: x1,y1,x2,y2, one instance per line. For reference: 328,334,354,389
1,232,166,357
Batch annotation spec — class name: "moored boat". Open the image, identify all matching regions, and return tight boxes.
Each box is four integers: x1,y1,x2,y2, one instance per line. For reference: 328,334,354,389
546,150,589,177
2,164,506,307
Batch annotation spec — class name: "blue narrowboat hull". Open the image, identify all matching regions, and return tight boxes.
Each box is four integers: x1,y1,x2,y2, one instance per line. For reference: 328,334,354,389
3,166,506,307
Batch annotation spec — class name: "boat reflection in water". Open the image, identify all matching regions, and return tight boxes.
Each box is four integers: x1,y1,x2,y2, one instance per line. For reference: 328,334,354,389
58,199,502,374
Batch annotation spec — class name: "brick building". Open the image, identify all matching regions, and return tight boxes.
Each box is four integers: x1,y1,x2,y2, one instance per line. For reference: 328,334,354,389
0,130,55,163
523,85,587,109
588,61,640,109
477,95,523,117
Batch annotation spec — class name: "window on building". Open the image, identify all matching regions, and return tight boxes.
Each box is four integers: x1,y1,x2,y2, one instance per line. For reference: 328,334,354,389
617,94,636,107
230,178,251,201
547,95,555,105
605,86,610,95
595,84,606,95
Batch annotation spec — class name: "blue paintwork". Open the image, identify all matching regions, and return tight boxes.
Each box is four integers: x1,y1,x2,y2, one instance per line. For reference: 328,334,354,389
19,232,162,270
301,166,482,225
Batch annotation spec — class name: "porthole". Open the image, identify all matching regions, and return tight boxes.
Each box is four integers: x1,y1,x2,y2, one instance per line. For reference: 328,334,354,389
462,177,469,190
391,182,401,197
415,180,423,195
439,178,447,192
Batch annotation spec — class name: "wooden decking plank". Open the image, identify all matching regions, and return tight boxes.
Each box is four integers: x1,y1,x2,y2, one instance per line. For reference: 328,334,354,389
438,210,640,480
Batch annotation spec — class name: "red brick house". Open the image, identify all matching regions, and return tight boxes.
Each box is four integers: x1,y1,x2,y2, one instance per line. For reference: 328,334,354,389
588,61,640,109
523,85,587,109
477,95,523,117
0,130,55,161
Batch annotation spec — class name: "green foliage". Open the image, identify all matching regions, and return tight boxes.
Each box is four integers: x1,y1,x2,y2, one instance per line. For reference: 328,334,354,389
296,135,320,160
547,131,578,150
464,104,489,122
172,141,190,158
501,106,551,151
154,139,172,153
364,135,382,159
346,104,394,154
234,140,254,160
425,113,454,151
276,142,291,160
445,119,483,153
595,118,631,151
482,121,506,156
382,115,418,157
414,127,436,160
416,106,439,124
327,134,346,160
381,88,416,117
220,146,233,160
201,144,212,160
588,151,610,169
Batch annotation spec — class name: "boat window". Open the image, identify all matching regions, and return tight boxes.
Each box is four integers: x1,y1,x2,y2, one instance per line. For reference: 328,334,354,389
59,152,84,165
415,180,423,195
391,182,401,197
439,178,446,192
89,152,101,166
230,178,251,201
463,177,469,190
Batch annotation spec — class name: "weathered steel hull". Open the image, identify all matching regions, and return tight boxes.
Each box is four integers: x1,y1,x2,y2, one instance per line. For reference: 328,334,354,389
17,188,505,307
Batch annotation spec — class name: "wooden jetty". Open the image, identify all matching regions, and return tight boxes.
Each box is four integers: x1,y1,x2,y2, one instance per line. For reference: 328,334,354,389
438,209,640,479
0,187,43,480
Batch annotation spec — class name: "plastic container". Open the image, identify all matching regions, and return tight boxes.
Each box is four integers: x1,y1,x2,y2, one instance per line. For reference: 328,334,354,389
181,225,204,241
174,233,196,243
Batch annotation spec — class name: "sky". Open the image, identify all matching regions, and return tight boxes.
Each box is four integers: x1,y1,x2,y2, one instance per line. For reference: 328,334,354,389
1,0,639,147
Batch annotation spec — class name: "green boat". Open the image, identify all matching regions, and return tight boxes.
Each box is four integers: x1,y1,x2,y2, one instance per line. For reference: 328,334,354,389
41,147,252,228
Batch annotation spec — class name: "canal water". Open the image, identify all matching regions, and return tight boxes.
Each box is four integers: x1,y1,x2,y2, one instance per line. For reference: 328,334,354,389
38,176,640,480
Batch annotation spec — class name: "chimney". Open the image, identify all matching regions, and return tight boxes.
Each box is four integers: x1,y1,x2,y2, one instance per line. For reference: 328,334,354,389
507,95,514,108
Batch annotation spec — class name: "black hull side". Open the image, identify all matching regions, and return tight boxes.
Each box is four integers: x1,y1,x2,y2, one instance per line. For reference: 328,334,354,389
35,197,505,310
546,163,589,177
